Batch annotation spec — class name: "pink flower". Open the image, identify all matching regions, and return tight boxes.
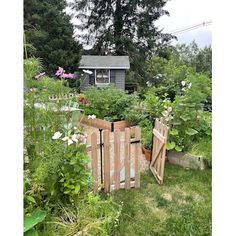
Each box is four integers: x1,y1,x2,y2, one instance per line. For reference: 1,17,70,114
55,67,65,76
61,73,75,79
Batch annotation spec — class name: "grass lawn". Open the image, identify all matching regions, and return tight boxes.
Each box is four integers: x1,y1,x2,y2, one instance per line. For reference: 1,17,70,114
111,163,212,236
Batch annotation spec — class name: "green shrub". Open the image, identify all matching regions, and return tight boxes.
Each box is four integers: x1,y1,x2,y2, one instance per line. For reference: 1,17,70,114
80,85,138,122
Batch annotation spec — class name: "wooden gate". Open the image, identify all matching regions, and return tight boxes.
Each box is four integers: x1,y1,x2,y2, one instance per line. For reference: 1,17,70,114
87,127,141,193
150,118,169,185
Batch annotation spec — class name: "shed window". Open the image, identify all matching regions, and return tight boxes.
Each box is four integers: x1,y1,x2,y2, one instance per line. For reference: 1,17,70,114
95,69,110,84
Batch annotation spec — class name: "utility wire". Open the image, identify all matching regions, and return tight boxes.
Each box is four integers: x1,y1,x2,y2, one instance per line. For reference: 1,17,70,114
168,21,212,35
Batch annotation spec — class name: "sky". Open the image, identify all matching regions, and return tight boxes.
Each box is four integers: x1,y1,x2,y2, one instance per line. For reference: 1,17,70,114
156,0,212,47
66,0,212,48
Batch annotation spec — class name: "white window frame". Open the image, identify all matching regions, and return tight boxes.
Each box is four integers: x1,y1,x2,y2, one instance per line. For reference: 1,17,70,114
95,69,110,85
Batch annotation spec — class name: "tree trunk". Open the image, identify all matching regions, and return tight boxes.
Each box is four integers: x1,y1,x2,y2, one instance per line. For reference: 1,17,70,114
114,0,124,55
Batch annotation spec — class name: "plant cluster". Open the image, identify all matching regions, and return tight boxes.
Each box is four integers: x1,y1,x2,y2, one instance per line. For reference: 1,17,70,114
24,58,122,235
137,53,212,155
80,85,139,122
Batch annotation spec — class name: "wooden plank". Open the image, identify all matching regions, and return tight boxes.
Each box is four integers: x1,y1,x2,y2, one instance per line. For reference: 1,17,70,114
86,143,100,152
134,127,141,188
156,123,164,175
124,128,131,189
114,129,121,190
114,120,130,131
159,126,169,184
103,130,110,192
150,141,164,167
91,132,98,193
81,116,111,130
155,120,161,172
150,167,162,185
110,181,136,191
153,128,166,143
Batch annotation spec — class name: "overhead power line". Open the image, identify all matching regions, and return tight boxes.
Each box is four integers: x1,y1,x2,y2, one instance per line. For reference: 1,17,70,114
168,21,212,35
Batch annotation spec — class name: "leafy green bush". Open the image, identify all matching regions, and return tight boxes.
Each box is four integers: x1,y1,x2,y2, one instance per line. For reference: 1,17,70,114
80,85,138,122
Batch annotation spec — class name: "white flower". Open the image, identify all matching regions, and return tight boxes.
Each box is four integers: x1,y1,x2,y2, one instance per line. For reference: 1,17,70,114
62,136,74,146
88,114,96,119
68,139,73,146
52,131,62,140
188,83,192,89
181,81,186,86
62,136,69,141
167,107,172,112
83,69,93,75
71,134,78,143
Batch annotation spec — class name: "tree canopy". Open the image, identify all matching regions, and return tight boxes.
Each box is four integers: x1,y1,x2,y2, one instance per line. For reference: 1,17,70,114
24,0,82,75
71,0,175,83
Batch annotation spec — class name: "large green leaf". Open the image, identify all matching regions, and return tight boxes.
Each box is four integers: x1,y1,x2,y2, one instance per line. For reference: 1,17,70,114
169,129,179,136
175,145,183,152
24,209,46,232
185,128,198,136
24,228,39,236
166,141,176,150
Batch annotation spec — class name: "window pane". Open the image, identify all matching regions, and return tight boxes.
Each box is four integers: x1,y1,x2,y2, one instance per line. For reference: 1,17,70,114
96,69,109,83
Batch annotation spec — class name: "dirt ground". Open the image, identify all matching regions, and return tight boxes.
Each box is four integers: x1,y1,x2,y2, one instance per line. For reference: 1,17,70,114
82,124,150,184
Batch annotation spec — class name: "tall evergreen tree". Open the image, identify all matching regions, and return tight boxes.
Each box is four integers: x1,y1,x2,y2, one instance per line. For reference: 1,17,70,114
71,0,174,84
24,0,82,75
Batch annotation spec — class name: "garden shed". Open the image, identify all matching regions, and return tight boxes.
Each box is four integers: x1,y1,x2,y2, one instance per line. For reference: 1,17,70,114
78,55,130,90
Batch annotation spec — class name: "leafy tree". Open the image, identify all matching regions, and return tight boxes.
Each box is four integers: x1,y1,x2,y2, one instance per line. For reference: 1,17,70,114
71,0,174,84
24,0,82,75
168,42,212,76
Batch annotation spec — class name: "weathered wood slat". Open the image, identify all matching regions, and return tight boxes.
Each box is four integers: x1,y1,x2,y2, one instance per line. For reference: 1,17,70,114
114,129,121,190
125,128,131,189
134,127,141,188
150,118,169,185
153,128,166,143
104,130,110,192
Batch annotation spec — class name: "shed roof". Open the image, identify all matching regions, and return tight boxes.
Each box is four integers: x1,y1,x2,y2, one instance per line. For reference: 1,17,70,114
79,55,130,69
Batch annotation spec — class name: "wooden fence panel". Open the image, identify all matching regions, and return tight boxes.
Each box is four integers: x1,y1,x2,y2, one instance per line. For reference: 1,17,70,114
88,127,141,193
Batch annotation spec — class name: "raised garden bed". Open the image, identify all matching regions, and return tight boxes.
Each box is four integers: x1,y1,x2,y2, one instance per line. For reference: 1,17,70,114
167,150,206,170
80,116,129,131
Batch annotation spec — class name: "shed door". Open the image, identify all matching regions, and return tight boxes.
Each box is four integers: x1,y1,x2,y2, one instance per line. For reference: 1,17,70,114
89,69,95,85
110,70,116,84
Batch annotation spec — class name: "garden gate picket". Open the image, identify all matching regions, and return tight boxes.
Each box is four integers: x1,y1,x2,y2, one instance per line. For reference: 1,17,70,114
87,127,141,193
150,118,169,185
